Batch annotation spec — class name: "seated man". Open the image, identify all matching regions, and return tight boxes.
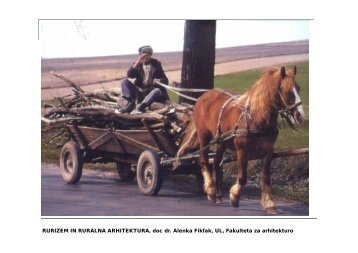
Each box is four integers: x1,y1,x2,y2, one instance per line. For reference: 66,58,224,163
117,45,169,113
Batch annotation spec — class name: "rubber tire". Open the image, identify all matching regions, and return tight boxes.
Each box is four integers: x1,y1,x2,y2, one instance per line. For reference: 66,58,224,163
60,141,83,184
115,163,136,182
136,150,163,196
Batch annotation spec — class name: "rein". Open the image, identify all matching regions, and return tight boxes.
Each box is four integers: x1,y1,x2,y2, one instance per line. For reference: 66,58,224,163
153,80,208,102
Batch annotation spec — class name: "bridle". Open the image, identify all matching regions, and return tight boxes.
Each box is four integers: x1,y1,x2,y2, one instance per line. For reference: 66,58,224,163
277,90,302,115
276,89,302,130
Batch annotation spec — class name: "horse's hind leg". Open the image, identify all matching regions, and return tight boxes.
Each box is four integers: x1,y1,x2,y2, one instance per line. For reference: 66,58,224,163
260,152,277,214
198,132,217,202
230,149,248,208
212,143,225,204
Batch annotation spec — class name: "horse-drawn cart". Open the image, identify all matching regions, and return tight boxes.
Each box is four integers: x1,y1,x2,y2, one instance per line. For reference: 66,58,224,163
60,116,196,196
41,73,208,196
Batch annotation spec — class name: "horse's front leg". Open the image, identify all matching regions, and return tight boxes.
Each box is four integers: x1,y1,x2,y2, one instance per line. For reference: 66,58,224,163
260,151,277,214
199,133,217,202
212,143,225,204
230,148,248,208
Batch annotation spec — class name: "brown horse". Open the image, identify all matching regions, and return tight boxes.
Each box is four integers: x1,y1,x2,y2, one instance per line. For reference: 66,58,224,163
178,66,305,214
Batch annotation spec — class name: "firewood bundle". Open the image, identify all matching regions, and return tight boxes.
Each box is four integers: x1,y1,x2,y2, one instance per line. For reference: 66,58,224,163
41,73,193,148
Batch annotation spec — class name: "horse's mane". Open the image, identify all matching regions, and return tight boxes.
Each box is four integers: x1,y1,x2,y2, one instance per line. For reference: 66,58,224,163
236,68,283,126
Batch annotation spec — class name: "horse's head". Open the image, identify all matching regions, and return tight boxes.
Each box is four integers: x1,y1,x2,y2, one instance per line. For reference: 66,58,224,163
277,66,305,124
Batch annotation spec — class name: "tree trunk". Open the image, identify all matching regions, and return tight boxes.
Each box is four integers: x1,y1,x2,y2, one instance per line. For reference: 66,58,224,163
179,20,216,104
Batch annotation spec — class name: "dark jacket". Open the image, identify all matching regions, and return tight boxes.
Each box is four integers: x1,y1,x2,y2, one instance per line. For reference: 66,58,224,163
127,58,169,99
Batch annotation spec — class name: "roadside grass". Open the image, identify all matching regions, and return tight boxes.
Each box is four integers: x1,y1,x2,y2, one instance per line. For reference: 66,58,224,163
42,61,309,203
41,98,63,108
41,140,61,162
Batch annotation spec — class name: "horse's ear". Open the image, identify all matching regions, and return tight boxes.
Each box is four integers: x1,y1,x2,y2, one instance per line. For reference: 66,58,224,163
280,66,286,79
294,65,297,76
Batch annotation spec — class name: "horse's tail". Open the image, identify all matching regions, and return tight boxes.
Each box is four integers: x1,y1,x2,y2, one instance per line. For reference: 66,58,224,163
177,120,198,158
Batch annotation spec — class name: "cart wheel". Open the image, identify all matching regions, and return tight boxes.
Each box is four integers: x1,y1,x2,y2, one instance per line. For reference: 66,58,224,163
115,163,136,182
60,141,83,184
136,150,163,196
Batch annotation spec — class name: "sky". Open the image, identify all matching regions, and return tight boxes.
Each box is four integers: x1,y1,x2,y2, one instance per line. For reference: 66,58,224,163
40,20,309,58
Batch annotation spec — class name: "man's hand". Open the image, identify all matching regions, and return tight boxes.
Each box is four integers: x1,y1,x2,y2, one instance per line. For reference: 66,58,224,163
133,54,150,68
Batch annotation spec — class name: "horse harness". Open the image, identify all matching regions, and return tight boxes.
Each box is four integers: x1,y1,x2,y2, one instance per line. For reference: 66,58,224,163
212,90,261,145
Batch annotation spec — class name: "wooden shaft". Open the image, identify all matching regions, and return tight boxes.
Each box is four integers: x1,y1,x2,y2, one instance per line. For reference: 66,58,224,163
272,148,309,158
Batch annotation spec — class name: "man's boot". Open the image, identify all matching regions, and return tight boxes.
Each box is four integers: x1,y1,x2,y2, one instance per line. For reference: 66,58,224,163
137,102,149,113
116,98,135,113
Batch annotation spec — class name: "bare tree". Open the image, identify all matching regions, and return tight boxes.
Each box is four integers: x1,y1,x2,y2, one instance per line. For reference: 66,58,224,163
179,20,216,104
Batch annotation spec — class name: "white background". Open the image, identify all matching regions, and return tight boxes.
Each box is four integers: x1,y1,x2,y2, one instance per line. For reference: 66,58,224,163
39,19,309,58
1,0,357,252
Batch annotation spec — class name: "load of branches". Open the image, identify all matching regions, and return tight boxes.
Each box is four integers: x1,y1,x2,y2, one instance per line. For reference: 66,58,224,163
41,72,194,148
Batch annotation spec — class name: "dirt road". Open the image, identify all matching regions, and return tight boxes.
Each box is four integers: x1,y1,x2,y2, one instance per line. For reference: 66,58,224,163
41,163,308,216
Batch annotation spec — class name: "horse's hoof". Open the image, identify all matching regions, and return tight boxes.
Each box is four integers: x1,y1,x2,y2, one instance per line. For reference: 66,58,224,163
266,207,278,215
261,198,277,214
207,194,216,203
230,191,241,208
230,198,239,208
230,194,240,208
215,196,223,204
205,186,216,196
